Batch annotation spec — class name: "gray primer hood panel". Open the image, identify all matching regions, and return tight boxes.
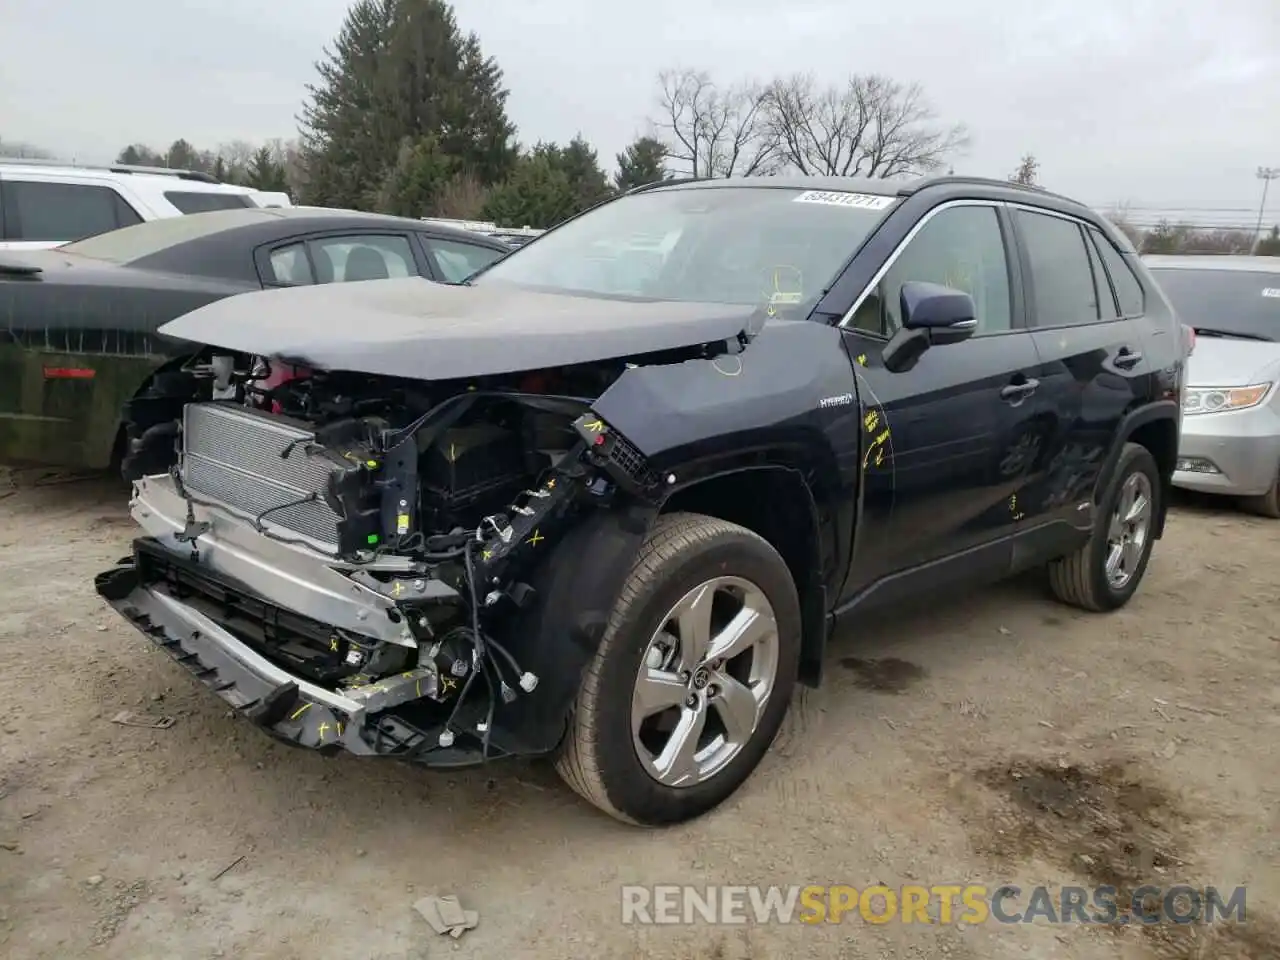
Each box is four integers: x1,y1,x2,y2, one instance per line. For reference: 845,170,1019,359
158,277,755,379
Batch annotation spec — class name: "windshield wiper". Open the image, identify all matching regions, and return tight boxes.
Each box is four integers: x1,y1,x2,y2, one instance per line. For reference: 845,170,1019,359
1191,327,1272,342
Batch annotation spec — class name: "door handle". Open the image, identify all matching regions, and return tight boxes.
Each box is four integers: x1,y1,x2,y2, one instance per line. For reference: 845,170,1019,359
1114,348,1143,370
1000,378,1039,401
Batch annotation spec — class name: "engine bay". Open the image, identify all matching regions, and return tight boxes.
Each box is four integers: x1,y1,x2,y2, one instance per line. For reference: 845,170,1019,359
117,349,667,759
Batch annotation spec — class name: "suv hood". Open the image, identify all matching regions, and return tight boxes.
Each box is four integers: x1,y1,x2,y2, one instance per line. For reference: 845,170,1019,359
1186,336,1280,387
158,277,758,379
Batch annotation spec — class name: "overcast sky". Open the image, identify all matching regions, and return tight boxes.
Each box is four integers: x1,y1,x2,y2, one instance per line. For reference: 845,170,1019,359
2,0,1277,227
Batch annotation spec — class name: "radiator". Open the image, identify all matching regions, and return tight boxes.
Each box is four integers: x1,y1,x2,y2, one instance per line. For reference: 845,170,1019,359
180,403,343,548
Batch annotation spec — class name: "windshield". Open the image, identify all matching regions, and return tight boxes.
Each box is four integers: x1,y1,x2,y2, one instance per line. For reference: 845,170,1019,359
471,186,897,317
60,208,270,264
1151,267,1280,341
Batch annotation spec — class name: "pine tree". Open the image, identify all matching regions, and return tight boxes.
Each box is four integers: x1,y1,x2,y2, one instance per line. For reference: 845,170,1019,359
615,136,670,191
298,0,516,209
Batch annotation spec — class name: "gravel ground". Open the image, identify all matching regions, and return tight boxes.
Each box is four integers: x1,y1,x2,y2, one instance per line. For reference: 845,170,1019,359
0,470,1277,960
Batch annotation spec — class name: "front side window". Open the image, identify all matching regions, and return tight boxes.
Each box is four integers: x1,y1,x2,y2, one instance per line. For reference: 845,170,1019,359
308,234,416,283
164,191,255,214
4,181,142,242
1149,269,1280,341
1017,210,1101,327
471,186,897,319
850,204,1012,336
425,236,506,283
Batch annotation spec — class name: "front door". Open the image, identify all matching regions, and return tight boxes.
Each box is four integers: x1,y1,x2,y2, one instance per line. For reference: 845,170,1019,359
839,202,1048,599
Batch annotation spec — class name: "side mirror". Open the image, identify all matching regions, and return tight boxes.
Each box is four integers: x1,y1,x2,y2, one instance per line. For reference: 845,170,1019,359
882,281,978,373
901,281,978,343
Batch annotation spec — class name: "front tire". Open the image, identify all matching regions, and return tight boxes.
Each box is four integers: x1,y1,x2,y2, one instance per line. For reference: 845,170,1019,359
1048,442,1161,612
554,512,801,826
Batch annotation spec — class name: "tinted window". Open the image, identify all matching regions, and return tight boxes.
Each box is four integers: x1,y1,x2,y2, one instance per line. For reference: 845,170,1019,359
1084,231,1119,320
851,205,1011,336
164,191,255,214
4,181,141,242
268,242,314,285
1148,269,1280,341
308,235,415,283
60,207,271,262
1090,227,1145,316
472,187,896,318
1017,210,1100,327
426,236,505,282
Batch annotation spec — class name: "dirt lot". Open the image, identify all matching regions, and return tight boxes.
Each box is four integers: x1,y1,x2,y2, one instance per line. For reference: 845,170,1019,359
1,471,1277,960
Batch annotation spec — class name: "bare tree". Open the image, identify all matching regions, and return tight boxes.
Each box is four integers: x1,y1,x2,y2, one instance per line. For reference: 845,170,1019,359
1009,153,1040,186
763,73,968,178
651,68,779,178
1101,204,1145,250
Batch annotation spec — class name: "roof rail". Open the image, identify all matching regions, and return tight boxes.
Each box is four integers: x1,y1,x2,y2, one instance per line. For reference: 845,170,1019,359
898,174,1078,204
0,156,222,184
108,163,221,184
626,176,703,195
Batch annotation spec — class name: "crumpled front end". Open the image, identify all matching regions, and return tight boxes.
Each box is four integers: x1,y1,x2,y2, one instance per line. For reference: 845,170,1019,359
96,350,673,765
96,473,493,763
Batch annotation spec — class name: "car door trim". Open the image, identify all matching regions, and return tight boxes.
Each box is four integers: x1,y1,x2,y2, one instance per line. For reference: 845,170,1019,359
837,198,1007,336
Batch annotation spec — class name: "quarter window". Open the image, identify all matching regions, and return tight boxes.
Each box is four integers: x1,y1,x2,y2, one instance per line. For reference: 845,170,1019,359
268,243,314,285
1089,226,1145,317
2,181,142,242
1016,210,1099,327
852,204,1012,336
164,191,255,214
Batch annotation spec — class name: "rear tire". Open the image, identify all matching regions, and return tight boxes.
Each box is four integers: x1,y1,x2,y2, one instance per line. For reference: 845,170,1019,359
1239,471,1280,518
1048,442,1160,612
554,512,801,826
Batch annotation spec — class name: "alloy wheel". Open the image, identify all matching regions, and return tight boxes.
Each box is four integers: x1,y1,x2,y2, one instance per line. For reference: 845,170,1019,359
631,576,780,788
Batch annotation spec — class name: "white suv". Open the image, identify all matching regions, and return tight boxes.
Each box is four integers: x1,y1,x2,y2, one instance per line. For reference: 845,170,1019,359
0,160,291,251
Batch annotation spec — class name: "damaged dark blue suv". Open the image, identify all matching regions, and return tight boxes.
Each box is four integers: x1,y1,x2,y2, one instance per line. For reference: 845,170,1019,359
95,175,1184,826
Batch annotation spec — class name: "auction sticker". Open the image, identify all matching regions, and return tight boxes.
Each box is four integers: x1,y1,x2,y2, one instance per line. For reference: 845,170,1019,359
793,190,894,210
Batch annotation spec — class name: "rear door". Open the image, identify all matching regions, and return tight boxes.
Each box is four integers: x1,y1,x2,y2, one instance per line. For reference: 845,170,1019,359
838,200,1047,595
1011,205,1154,529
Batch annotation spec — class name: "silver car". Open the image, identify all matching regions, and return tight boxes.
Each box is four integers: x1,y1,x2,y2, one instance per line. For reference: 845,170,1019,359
1144,255,1280,516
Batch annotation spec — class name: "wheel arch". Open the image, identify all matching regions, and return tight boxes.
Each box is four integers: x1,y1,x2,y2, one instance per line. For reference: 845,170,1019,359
1095,401,1179,538
657,464,828,688
110,351,202,477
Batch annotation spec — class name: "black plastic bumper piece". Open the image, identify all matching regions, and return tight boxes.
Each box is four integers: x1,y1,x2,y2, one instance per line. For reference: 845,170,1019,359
94,542,541,769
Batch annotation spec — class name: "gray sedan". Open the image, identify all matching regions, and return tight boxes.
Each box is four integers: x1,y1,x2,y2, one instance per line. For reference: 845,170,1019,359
1145,254,1280,516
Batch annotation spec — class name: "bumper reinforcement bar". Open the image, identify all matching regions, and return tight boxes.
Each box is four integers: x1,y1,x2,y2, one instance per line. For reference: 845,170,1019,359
94,543,518,768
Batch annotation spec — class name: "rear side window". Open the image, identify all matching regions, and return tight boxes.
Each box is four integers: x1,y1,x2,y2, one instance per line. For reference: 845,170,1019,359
1089,227,1145,317
1083,232,1119,320
309,234,416,283
1016,210,1100,327
425,236,506,282
2,181,142,242
164,191,255,214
